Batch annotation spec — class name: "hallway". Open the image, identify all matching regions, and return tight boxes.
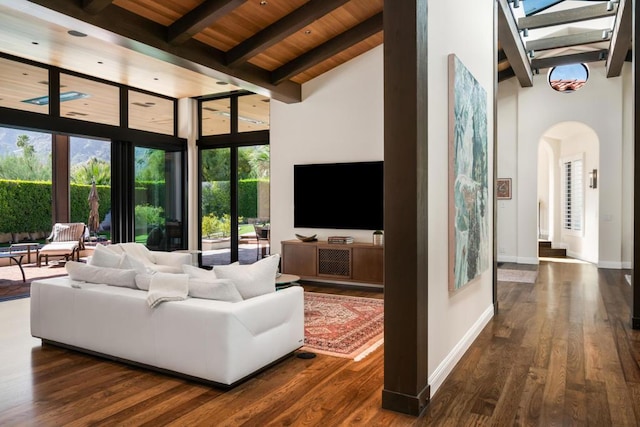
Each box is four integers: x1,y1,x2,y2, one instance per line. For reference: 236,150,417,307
424,260,640,425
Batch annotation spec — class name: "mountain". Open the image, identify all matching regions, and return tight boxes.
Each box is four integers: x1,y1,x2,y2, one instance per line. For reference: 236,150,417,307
0,127,110,163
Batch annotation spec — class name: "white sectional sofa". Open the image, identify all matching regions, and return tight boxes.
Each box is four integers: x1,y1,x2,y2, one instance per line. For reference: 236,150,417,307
30,276,304,386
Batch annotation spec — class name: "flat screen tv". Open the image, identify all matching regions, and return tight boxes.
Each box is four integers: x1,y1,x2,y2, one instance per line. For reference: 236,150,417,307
294,161,383,230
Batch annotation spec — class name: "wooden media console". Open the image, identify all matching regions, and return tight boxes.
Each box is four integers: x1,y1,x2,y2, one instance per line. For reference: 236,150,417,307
281,239,383,286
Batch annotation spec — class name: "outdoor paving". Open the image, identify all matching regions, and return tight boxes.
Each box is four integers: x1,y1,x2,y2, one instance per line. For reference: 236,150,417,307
0,243,268,283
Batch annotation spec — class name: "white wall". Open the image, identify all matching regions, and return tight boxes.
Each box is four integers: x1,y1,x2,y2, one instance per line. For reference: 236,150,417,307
497,79,519,261
427,0,495,395
622,62,634,267
270,45,384,254
497,61,630,268
271,1,495,398
558,127,599,263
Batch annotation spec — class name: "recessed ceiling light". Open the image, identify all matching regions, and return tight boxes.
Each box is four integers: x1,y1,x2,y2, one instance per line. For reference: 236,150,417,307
97,61,103,64
304,30,311,35
154,78,159,80
260,1,268,5
68,30,87,37
216,81,229,85
32,41,39,45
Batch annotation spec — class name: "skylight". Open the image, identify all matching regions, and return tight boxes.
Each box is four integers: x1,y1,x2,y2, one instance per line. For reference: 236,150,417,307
21,91,90,106
524,0,564,16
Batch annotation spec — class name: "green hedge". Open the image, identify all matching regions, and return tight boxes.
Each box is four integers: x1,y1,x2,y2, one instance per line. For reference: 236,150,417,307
202,179,264,220
0,177,264,233
0,179,111,233
0,180,51,232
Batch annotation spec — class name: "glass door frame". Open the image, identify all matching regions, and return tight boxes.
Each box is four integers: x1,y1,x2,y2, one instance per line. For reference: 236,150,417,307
197,92,270,265
111,139,187,247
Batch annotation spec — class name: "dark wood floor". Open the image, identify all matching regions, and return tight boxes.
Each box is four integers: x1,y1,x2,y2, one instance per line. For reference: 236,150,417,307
1,261,639,425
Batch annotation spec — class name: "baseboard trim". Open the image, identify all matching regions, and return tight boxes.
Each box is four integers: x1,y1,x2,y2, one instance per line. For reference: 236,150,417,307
497,255,517,263
516,257,539,265
428,304,494,396
598,261,624,269
382,384,430,416
622,262,632,269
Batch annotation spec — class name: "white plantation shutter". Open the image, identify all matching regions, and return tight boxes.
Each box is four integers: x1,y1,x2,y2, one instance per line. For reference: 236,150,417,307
562,158,583,232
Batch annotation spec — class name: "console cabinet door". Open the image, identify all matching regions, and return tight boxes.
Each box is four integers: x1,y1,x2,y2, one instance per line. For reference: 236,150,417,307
282,243,317,277
352,247,383,284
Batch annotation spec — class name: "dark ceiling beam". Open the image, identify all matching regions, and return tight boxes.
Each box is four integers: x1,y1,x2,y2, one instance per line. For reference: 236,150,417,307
497,0,532,87
271,13,383,85
606,0,632,77
26,0,301,103
531,49,608,69
518,3,617,31
527,29,610,51
167,0,246,45
82,0,113,15
498,67,516,82
226,0,350,67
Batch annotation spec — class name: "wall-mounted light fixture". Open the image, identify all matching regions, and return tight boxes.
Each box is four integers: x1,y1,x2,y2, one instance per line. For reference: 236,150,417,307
512,0,520,8
522,28,529,37
589,169,598,189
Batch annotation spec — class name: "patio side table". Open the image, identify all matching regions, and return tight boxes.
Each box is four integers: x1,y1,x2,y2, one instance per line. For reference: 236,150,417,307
10,242,40,264
0,253,25,282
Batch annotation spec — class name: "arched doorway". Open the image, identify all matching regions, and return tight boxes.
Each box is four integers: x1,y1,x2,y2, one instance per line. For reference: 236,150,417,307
537,121,599,264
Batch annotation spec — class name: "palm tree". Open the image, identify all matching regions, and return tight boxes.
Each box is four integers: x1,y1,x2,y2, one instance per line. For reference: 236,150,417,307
71,157,111,185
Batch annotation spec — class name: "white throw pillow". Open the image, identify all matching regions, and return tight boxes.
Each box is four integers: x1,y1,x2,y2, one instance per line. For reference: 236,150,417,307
120,253,148,274
182,264,218,279
188,278,242,302
119,242,156,265
89,244,122,269
135,273,241,302
135,273,154,290
214,254,280,299
66,261,138,289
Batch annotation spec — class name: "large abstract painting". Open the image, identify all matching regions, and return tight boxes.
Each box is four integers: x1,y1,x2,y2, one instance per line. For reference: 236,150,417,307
448,54,490,292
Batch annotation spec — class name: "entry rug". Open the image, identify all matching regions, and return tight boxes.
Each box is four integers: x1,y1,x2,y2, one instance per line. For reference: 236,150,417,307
303,292,384,361
497,268,538,284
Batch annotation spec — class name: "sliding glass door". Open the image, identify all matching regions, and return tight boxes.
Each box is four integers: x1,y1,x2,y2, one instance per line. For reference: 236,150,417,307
200,144,269,266
134,146,185,251
201,147,231,265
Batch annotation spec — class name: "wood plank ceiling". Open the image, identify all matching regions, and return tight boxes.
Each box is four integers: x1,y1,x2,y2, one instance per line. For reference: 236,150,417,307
18,0,383,103
2,0,626,104
498,0,632,86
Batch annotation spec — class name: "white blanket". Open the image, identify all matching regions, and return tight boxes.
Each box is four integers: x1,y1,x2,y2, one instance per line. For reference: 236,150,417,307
147,273,189,308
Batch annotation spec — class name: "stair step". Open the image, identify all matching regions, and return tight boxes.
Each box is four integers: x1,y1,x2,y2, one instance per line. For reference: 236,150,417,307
538,240,552,248
539,247,567,258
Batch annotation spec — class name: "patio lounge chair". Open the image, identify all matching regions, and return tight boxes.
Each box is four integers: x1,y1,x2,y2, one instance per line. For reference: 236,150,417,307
37,223,86,267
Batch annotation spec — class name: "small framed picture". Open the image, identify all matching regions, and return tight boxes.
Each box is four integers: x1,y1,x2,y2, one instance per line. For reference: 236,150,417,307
496,178,512,200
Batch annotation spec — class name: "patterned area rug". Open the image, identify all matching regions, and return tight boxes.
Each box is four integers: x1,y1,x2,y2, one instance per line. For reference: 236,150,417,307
303,292,384,361
497,268,538,284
